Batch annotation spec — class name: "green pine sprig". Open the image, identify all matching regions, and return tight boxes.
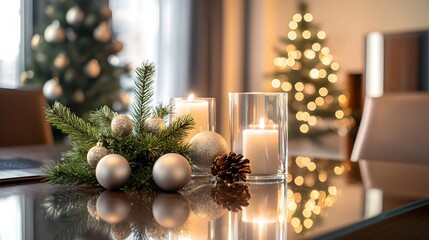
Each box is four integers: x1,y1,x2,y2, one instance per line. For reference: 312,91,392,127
43,60,195,191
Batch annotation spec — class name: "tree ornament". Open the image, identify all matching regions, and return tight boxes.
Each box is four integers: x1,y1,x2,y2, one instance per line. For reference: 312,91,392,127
65,28,77,42
84,59,101,78
111,114,133,137
54,53,69,70
152,153,191,191
152,193,191,229
189,131,229,172
93,22,112,43
211,152,251,183
31,34,42,49
43,78,62,100
144,116,165,134
100,4,113,19
211,183,251,212
73,89,85,103
96,154,131,190
87,141,109,167
44,20,65,42
96,191,131,224
111,40,124,53
66,6,84,25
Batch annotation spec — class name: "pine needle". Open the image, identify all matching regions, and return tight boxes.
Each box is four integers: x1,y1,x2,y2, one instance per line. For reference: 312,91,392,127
131,61,155,134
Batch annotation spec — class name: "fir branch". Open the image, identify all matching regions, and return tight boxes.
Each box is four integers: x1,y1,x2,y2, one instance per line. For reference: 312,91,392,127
43,158,98,186
159,114,195,142
45,102,99,144
152,102,171,119
132,61,156,134
88,105,115,131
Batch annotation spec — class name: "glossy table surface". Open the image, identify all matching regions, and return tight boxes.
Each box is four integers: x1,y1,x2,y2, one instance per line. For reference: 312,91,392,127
0,145,428,240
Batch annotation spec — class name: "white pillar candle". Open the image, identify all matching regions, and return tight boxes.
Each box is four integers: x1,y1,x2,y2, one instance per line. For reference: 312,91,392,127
242,118,279,175
175,94,209,141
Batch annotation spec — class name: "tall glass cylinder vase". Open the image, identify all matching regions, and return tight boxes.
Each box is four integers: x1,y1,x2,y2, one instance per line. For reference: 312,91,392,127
229,92,287,181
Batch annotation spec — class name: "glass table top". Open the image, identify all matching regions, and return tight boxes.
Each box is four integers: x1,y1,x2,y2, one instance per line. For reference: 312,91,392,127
0,147,428,239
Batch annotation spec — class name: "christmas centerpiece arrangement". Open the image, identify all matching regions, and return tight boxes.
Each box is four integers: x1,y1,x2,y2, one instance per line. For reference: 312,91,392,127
43,61,251,192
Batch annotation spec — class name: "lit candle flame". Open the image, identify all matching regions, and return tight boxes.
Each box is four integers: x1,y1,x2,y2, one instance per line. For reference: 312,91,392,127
259,118,265,129
187,93,195,101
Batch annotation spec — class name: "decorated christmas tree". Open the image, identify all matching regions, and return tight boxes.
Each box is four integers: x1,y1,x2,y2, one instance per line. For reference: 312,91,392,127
23,0,129,117
270,1,348,139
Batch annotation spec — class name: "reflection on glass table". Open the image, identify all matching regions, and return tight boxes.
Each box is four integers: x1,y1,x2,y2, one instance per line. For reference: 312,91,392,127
0,155,428,239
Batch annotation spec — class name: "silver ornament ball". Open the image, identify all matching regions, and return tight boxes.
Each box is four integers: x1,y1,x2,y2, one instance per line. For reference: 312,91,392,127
66,5,84,25
189,131,229,172
87,144,109,167
111,114,133,137
43,78,62,100
144,117,165,134
152,153,191,191
152,193,191,229
96,154,131,190
96,191,131,224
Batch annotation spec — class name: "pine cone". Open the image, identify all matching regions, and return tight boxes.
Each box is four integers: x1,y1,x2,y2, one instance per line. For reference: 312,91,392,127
210,183,251,212
211,152,251,183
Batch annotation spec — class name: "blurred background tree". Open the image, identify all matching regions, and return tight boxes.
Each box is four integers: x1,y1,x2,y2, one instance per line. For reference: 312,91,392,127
269,1,349,140
22,0,130,118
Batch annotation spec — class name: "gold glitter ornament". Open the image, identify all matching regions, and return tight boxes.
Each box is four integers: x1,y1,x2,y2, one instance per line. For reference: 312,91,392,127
87,141,109,167
189,131,229,173
144,116,165,134
111,114,133,137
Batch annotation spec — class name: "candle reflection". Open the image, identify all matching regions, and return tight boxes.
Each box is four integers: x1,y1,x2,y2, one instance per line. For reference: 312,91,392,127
241,182,286,239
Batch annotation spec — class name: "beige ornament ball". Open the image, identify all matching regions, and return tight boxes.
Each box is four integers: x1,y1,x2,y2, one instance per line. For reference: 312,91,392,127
96,154,131,190
66,5,84,25
73,89,85,103
152,193,191,229
111,114,133,137
31,34,42,49
43,78,62,100
66,28,77,42
152,153,192,192
87,142,109,167
84,59,101,78
100,4,113,19
189,131,229,172
93,22,112,43
44,20,65,42
96,191,131,224
54,53,69,70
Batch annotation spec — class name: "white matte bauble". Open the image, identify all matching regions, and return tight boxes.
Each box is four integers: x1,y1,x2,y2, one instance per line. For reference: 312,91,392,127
96,191,131,224
96,154,131,190
66,6,84,25
152,153,191,191
43,78,62,100
44,20,65,42
111,114,133,137
87,143,109,167
93,22,112,43
189,131,229,172
84,59,101,78
152,193,191,229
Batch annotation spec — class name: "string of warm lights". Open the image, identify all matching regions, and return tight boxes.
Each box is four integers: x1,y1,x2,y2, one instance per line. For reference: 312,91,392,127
271,4,349,137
